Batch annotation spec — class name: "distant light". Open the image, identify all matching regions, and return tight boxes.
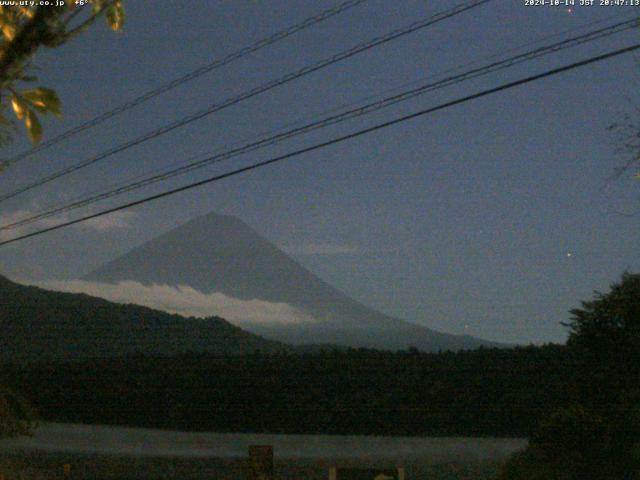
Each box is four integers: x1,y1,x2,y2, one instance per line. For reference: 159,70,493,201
567,253,572,257
567,7,573,14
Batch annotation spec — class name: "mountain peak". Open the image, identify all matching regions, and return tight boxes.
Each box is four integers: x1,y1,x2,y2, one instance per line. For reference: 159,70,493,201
188,211,246,227
84,211,503,351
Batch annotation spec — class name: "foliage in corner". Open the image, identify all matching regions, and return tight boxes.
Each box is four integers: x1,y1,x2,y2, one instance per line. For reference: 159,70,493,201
565,272,640,353
0,0,124,441
0,0,124,146
0,385,37,439
497,272,640,480
609,112,640,183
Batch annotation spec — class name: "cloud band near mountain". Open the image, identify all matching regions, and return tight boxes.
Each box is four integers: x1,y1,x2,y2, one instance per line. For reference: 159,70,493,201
34,279,315,327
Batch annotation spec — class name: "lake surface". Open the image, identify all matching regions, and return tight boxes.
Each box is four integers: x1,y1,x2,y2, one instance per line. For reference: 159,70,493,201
0,423,527,462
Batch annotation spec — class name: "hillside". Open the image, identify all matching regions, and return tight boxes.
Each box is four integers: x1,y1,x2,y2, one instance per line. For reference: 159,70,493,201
2,346,571,437
0,275,289,363
85,212,503,351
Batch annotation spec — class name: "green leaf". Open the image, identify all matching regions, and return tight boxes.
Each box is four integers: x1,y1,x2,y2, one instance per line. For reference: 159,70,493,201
105,1,125,31
17,7,34,19
92,0,108,14
25,110,42,144
22,87,61,117
10,94,27,120
1,22,16,41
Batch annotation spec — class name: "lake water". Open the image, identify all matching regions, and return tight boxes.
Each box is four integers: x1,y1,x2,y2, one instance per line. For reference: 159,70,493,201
0,423,526,462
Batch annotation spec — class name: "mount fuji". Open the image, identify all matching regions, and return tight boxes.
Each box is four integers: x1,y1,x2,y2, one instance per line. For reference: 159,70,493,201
84,212,502,351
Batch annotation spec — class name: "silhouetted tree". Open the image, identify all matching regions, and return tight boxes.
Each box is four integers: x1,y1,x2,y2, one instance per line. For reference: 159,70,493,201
0,1,125,439
608,113,640,184
498,273,640,480
0,1,124,146
0,385,36,438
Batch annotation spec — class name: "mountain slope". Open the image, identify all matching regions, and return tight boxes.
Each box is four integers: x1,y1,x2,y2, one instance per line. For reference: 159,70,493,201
0,275,288,363
85,212,503,351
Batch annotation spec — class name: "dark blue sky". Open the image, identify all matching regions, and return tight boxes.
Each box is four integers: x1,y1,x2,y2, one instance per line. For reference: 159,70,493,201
0,0,638,344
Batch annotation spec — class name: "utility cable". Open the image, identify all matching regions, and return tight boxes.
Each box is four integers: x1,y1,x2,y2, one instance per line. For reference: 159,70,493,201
1,0,370,166
0,0,491,204
0,42,637,247
2,16,636,231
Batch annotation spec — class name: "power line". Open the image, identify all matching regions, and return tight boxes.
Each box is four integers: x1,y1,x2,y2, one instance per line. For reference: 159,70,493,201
1,0,370,166
1,42,637,248
3,16,637,232
0,0,491,204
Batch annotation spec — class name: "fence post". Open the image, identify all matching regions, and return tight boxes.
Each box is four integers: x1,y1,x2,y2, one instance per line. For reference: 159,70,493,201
247,445,274,480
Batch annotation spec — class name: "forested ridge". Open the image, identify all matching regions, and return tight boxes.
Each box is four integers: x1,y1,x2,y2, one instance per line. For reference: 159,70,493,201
1,345,572,438
2,272,638,478
0,275,289,362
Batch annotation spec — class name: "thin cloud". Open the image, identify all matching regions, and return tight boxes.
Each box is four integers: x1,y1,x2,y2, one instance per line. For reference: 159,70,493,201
35,279,316,327
283,242,362,256
82,211,136,231
0,207,136,241
0,208,59,241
